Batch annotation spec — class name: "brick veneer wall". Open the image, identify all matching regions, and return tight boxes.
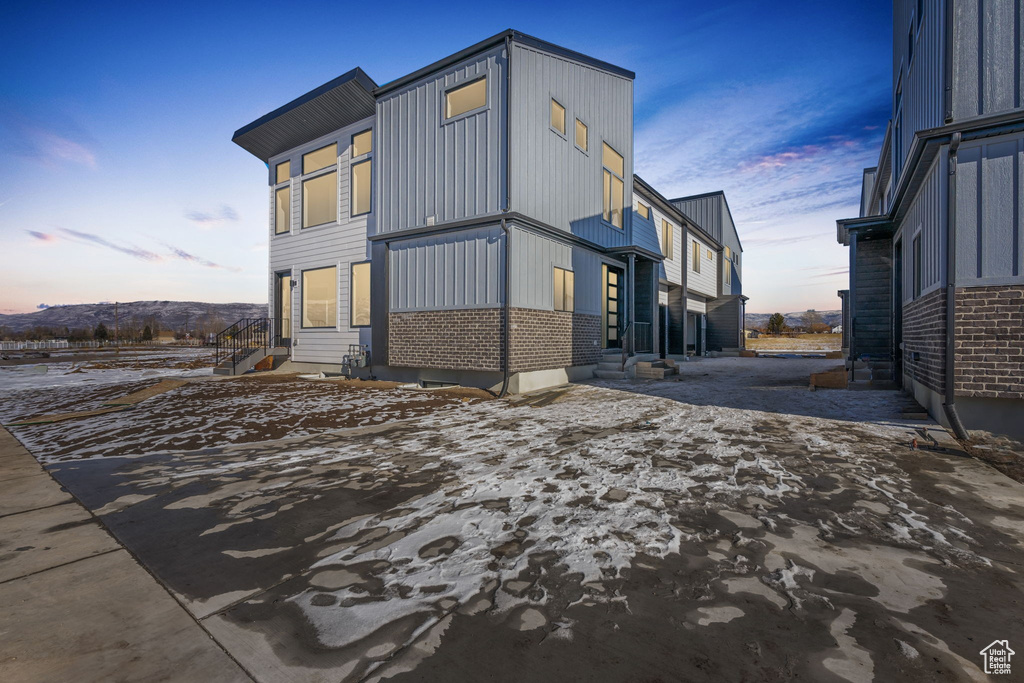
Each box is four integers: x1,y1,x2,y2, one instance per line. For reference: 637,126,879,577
902,288,946,393
955,286,1024,399
388,308,602,372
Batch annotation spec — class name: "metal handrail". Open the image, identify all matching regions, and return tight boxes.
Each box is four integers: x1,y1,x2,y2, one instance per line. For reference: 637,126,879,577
214,318,271,373
633,322,653,354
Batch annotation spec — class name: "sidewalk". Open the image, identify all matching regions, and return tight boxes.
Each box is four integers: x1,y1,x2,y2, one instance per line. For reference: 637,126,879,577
0,428,251,683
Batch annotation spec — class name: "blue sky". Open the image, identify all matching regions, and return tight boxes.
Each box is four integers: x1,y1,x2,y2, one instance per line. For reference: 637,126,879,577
0,0,891,315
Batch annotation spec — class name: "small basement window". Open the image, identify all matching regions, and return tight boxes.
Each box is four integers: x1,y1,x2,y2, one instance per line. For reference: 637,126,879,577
553,267,575,312
551,99,566,135
445,77,486,119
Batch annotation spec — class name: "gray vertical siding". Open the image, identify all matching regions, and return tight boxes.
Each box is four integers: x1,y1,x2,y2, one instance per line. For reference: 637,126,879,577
388,226,504,311
509,44,633,249
853,236,893,359
375,44,507,234
893,0,946,180
898,153,947,302
706,297,743,351
509,226,603,315
953,0,1024,120
672,192,743,294
267,118,374,365
956,130,1024,285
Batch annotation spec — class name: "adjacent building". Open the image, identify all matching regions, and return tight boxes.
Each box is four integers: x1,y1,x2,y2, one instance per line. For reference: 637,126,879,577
232,30,745,391
837,0,1024,437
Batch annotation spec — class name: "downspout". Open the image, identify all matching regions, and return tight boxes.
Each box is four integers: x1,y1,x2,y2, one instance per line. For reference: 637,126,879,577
943,131,969,439
497,34,513,398
943,0,954,123
682,223,689,359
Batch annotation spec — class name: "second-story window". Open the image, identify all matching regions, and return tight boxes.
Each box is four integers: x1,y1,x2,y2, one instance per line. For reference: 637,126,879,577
550,99,566,135
553,267,575,312
602,143,624,229
692,241,700,274
575,119,588,151
445,77,486,119
274,160,290,235
302,143,337,229
637,202,650,220
351,129,372,217
661,220,673,259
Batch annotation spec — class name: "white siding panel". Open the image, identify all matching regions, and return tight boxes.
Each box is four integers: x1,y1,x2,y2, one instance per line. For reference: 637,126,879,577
687,233,718,299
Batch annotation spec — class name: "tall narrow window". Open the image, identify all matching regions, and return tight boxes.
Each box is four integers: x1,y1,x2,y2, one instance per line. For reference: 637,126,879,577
554,267,574,312
550,99,566,135
692,241,700,274
275,186,290,234
351,159,371,216
636,203,650,220
445,77,486,118
602,143,624,229
661,220,674,259
575,118,587,150
301,143,337,229
725,246,731,260
351,262,371,327
912,234,922,298
302,266,337,328
351,130,372,157
276,161,290,184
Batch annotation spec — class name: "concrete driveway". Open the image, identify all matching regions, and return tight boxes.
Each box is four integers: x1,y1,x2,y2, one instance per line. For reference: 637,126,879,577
4,358,1024,682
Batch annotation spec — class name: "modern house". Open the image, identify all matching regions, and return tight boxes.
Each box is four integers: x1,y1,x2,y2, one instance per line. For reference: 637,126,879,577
836,0,1024,438
230,30,745,392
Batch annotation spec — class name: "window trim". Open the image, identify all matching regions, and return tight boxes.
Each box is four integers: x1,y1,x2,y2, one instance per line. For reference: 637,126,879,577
442,75,488,123
553,266,575,312
574,117,588,153
350,260,371,328
351,129,373,159
300,265,338,329
350,158,372,218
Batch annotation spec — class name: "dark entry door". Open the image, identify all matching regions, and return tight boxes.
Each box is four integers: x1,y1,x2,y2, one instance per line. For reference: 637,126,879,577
275,271,292,347
602,264,624,348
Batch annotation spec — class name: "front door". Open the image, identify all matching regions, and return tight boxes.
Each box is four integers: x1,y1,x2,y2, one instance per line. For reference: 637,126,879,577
602,264,624,348
275,271,292,347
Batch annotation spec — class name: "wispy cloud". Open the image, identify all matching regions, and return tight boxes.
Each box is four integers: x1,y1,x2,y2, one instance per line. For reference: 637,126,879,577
1,113,98,169
36,227,240,272
60,228,163,261
26,230,57,243
163,243,241,272
185,205,239,227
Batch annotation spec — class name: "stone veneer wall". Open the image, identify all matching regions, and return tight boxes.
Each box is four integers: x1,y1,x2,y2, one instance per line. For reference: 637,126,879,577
388,308,602,373
902,288,946,393
955,286,1024,399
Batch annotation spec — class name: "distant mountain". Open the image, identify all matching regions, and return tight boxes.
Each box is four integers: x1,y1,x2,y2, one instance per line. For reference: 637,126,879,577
745,310,842,330
0,301,267,334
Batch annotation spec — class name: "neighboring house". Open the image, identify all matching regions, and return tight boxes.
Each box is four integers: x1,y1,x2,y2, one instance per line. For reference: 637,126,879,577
836,0,1024,438
231,30,746,391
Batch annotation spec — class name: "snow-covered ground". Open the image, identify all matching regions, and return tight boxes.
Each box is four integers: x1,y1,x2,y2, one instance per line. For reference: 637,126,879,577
6,355,1024,682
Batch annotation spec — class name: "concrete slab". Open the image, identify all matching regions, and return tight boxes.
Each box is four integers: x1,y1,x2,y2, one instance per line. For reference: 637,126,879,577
0,549,251,683
0,502,120,583
0,470,72,517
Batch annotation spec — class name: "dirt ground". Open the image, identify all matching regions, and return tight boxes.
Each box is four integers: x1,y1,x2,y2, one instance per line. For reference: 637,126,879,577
746,334,842,351
3,353,1024,682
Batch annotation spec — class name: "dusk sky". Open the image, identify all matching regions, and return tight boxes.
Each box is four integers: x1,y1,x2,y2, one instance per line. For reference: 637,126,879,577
0,0,891,315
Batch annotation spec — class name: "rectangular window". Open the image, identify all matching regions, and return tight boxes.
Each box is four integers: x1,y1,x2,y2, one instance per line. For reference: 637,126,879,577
575,118,587,150
276,160,290,184
350,262,371,327
725,246,731,260
707,248,713,259
351,159,371,216
351,129,372,157
554,267,574,312
661,220,673,259
725,262,731,284
692,241,700,274
302,171,337,228
912,234,922,298
551,99,566,135
637,202,650,220
302,266,337,328
275,186,290,234
445,77,486,119
602,143,624,229
302,143,336,174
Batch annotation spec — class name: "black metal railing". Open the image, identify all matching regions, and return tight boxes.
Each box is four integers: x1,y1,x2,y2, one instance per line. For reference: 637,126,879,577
633,322,653,354
214,318,271,373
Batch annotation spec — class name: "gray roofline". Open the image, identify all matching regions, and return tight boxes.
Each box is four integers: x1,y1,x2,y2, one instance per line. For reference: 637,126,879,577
632,175,721,249
231,67,377,143
670,190,744,252
668,189,725,203
374,29,634,98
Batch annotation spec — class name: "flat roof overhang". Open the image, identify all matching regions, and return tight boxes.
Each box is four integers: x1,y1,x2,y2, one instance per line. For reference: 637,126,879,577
232,67,378,162
836,215,895,245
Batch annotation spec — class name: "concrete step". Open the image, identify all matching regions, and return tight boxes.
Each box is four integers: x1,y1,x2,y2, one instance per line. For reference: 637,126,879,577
593,370,626,380
601,347,624,356
853,368,893,381
597,361,624,372
848,379,898,391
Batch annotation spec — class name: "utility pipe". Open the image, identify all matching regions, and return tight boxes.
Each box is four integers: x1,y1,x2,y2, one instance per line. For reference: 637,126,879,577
943,131,969,440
